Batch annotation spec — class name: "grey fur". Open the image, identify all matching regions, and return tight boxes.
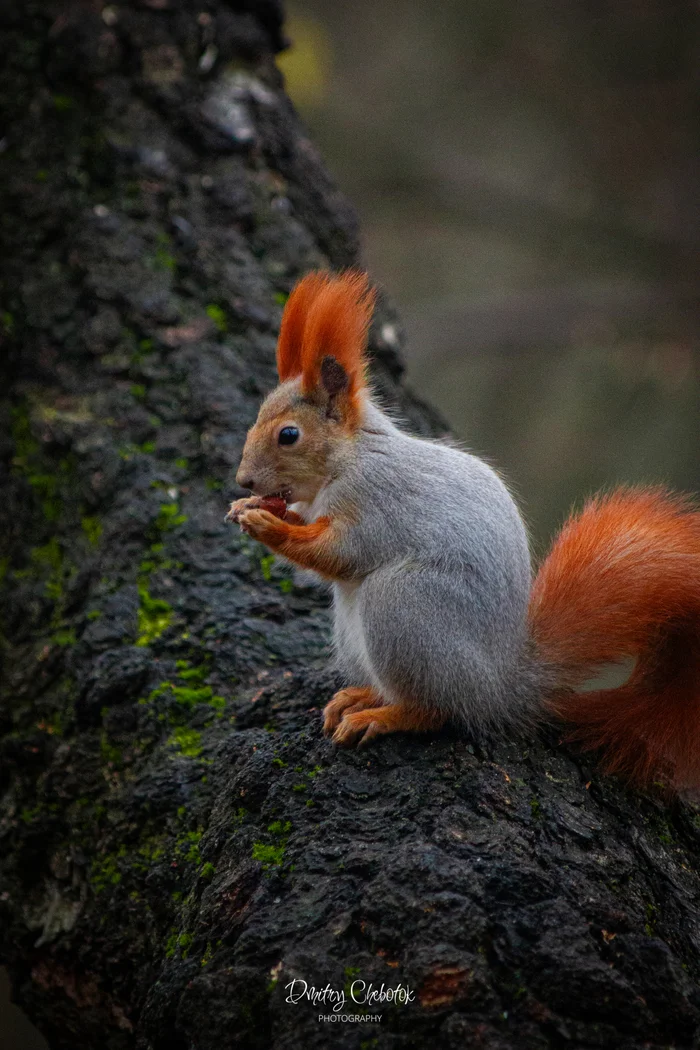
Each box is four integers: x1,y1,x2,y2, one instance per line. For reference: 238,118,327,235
292,396,545,732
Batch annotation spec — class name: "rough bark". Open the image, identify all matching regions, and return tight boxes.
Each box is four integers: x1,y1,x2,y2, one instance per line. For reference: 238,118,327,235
1,4,700,1049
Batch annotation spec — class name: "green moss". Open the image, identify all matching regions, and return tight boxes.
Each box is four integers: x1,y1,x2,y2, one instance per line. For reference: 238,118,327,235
644,901,658,935
131,383,146,399
52,94,74,111
175,685,214,708
11,405,39,461
10,407,77,521
174,457,189,469
142,677,225,719
260,554,275,581
136,583,173,646
100,731,122,766
205,478,223,491
176,661,208,683
205,303,228,332
156,502,186,531
252,820,291,869
200,941,214,966
26,538,67,605
137,836,166,865
530,798,542,819
81,516,102,547
273,291,289,306
168,726,202,759
154,247,176,272
292,783,307,792
344,965,361,992
200,862,215,880
2,311,14,335
252,842,286,867
91,845,127,893
31,538,62,572
52,627,77,647
164,928,178,958
184,837,202,865
268,820,291,836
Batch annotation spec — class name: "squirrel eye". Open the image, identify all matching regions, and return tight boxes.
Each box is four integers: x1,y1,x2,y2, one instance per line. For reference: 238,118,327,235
278,426,300,446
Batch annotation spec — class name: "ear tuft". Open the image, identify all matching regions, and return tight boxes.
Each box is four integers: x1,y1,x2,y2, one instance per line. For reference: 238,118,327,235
300,270,375,408
276,269,376,423
276,271,327,381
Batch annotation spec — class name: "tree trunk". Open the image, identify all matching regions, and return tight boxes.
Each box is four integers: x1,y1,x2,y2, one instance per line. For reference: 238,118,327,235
1,4,700,1049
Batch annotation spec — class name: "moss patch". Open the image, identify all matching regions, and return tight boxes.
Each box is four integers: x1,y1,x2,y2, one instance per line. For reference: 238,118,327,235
168,726,202,759
252,820,292,869
136,583,173,646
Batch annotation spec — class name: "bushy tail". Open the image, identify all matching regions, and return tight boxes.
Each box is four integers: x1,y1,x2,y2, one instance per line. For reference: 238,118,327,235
528,487,700,791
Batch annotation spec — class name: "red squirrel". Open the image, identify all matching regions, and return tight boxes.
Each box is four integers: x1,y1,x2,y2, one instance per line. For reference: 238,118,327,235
228,270,700,793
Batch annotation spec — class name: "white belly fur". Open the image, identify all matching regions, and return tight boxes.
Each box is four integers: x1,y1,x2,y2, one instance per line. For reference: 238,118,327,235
333,580,378,688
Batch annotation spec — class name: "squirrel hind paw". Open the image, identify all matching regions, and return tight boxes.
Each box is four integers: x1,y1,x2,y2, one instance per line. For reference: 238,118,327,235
331,710,384,747
323,687,381,736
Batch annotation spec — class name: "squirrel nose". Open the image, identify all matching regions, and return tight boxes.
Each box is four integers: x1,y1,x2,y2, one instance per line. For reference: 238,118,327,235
236,471,256,492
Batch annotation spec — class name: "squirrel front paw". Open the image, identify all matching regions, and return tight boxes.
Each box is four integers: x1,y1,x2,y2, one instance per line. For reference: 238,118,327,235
224,496,258,524
236,507,283,544
225,495,288,525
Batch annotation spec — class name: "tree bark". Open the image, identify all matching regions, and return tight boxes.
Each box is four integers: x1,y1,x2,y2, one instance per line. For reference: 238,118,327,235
1,4,700,1049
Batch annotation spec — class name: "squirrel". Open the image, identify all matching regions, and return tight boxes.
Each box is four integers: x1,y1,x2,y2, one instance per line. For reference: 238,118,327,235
228,269,700,793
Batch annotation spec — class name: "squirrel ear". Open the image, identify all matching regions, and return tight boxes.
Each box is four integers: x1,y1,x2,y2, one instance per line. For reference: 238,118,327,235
320,355,349,397
320,356,350,420
276,271,328,381
300,270,376,425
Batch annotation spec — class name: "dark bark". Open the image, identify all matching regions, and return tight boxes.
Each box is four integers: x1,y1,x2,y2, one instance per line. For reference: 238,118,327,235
1,4,700,1049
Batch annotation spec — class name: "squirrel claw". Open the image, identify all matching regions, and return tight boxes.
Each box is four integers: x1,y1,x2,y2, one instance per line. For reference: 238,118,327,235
332,718,377,747
323,688,380,737
331,709,383,747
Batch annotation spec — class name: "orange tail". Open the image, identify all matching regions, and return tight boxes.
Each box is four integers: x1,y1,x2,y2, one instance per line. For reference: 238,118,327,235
528,487,700,791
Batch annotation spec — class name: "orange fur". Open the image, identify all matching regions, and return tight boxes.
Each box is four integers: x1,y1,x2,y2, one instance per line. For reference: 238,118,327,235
300,271,375,398
323,686,383,735
237,509,348,579
529,487,700,790
330,700,445,747
276,271,376,423
276,272,327,381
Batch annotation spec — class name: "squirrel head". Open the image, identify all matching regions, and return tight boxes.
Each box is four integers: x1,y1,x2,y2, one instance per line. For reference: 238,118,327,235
236,270,376,504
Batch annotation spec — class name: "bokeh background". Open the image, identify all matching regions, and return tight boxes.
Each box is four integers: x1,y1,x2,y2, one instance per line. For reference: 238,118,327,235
279,0,700,549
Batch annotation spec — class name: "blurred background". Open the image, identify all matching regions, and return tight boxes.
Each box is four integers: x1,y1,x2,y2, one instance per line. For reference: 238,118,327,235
279,0,700,549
